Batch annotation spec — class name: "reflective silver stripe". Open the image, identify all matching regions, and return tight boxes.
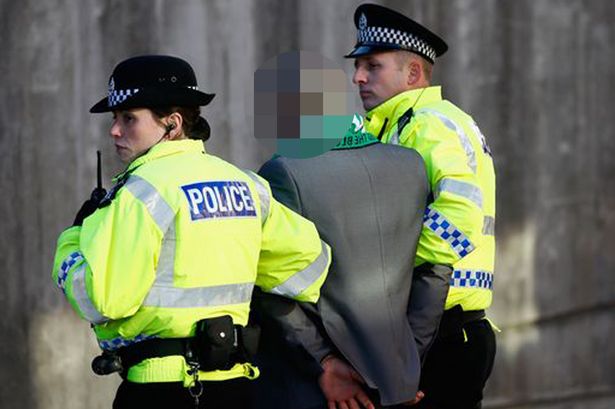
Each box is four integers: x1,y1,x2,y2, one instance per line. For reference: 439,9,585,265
435,178,483,209
125,174,178,305
142,216,255,308
125,174,175,233
270,240,329,298
416,108,477,173
390,128,400,145
131,172,259,309
243,171,270,225
143,221,175,304
71,263,109,324
483,216,495,236
154,222,177,287
143,282,254,308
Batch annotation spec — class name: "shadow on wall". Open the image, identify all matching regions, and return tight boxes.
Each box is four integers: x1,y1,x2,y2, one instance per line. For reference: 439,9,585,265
485,219,615,407
481,0,615,406
29,309,120,409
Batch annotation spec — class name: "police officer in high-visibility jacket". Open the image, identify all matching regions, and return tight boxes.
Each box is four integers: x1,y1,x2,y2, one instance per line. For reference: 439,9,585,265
347,4,497,409
52,55,330,409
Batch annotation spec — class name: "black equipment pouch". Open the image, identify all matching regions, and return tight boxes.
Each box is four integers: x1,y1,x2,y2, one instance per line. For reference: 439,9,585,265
194,315,236,371
91,350,123,376
236,323,261,361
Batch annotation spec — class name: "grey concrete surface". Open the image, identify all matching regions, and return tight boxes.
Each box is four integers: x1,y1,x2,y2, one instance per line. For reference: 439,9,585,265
0,0,613,408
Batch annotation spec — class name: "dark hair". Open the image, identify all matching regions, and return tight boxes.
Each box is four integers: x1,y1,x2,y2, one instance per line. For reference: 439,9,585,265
151,106,211,141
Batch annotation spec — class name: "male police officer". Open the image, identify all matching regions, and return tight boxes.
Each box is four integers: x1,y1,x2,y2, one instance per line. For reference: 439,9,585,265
346,4,497,409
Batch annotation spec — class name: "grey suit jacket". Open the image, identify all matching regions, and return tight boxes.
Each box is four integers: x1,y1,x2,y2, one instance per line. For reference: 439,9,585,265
254,142,449,407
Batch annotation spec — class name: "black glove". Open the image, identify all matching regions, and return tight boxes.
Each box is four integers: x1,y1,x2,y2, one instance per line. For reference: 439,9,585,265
73,187,107,226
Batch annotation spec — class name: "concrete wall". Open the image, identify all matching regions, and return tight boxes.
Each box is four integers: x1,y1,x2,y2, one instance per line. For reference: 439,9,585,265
0,0,613,408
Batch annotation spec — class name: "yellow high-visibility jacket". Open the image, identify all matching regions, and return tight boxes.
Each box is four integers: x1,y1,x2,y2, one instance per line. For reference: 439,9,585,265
52,139,330,384
365,86,496,311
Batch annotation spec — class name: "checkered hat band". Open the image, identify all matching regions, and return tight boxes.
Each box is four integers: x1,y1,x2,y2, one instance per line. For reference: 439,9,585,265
451,270,494,290
107,86,199,107
108,88,140,107
358,26,437,61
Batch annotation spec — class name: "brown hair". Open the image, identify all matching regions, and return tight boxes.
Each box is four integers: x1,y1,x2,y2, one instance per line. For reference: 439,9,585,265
151,106,211,141
395,50,433,83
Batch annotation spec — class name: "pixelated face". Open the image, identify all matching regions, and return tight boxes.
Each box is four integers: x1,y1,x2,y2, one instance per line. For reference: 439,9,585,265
253,50,355,158
352,51,410,111
109,108,165,163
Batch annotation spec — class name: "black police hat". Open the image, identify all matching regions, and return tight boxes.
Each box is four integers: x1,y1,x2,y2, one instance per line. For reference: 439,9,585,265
90,55,215,113
345,3,448,63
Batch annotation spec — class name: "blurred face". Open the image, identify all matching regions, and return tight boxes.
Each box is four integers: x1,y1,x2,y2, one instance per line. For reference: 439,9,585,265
352,51,411,111
109,108,166,163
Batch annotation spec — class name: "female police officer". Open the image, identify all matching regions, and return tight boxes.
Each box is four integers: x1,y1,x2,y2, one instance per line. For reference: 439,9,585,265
52,55,330,408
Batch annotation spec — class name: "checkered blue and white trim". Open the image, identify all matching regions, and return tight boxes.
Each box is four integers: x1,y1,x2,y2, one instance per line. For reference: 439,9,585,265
108,88,140,107
57,251,84,293
451,270,493,290
98,334,158,351
423,207,475,258
358,26,437,61
106,85,200,108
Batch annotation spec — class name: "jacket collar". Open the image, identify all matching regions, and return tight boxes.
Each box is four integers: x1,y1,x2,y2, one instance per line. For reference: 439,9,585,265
364,86,442,139
332,113,380,150
114,139,205,182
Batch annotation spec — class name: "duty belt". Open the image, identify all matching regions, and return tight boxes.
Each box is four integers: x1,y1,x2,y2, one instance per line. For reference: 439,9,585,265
92,317,260,376
437,305,486,339
92,337,198,377
120,337,198,370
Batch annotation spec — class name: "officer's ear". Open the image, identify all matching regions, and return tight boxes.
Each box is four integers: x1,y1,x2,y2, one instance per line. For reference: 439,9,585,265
407,60,422,86
165,112,184,140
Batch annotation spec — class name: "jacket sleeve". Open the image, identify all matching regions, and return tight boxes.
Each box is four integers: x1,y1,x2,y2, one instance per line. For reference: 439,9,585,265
52,178,164,324
401,114,483,267
252,158,335,369
251,287,334,376
249,165,330,304
407,263,451,361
